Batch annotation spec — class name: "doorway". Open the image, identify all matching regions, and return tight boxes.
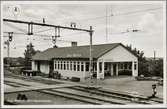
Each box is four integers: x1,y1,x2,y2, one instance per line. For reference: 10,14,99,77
49,61,53,73
37,61,40,71
113,64,117,76
104,62,111,77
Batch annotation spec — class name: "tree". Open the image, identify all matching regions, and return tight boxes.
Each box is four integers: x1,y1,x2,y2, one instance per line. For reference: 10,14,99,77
17,57,25,66
126,44,164,77
126,44,149,76
154,59,163,77
24,43,36,69
148,59,163,77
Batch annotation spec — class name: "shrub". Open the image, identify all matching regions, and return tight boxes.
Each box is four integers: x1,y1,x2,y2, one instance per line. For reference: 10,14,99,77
71,77,80,82
118,70,132,76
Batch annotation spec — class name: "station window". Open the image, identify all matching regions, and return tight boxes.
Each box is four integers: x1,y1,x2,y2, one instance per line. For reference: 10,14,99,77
81,64,84,71
67,61,69,70
124,63,127,69
134,62,137,70
55,61,57,69
118,63,121,69
77,62,80,71
104,63,107,70
64,61,66,70
93,62,97,71
121,64,123,69
129,62,132,69
57,61,59,69
86,62,89,71
99,62,102,71
74,62,76,71
70,62,72,70
60,61,62,70
81,62,84,72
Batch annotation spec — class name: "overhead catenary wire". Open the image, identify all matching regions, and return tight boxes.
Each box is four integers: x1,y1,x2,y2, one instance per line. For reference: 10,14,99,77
71,7,162,29
74,7,162,22
114,7,162,16
76,7,162,35
3,32,79,43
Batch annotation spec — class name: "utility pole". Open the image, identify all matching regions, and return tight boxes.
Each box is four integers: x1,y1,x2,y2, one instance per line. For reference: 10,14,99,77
4,40,10,66
154,50,156,60
4,32,13,66
106,5,108,43
7,40,10,59
6,40,10,65
89,26,93,87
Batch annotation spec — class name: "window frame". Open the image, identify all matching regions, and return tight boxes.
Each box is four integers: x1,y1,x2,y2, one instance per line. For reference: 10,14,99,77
77,62,80,71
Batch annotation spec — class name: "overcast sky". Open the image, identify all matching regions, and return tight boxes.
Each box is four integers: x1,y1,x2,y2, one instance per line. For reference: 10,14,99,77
2,1,165,58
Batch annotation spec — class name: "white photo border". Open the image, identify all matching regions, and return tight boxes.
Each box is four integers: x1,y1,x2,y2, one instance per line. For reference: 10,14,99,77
1,0,166,108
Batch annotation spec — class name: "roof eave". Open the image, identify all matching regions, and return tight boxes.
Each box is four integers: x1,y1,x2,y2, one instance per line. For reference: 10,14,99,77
119,43,139,58
96,43,120,59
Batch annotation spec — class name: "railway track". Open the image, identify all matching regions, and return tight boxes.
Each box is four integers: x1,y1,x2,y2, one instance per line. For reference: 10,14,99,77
5,80,31,87
5,74,62,85
39,89,125,105
5,73,163,105
38,86,161,105
71,86,163,104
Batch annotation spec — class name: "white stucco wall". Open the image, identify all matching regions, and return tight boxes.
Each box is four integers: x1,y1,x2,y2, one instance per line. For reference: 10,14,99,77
32,61,37,71
32,61,50,74
98,45,138,62
40,61,50,74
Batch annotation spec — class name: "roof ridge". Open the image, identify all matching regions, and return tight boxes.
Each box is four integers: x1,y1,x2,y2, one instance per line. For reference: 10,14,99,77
46,42,122,50
32,43,126,61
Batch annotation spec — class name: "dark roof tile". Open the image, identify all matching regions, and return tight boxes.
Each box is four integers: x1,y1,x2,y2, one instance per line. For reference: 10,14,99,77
32,43,136,61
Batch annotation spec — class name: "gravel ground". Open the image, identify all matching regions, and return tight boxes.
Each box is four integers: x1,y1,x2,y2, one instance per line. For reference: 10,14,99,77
82,76,163,98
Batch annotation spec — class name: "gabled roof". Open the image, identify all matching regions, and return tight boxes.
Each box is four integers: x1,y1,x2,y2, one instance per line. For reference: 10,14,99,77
32,43,138,61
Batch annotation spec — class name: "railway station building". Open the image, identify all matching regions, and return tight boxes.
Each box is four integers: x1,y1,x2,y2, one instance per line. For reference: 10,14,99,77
32,43,138,81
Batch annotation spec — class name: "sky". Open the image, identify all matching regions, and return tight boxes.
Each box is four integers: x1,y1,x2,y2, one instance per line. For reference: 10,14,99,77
2,1,165,58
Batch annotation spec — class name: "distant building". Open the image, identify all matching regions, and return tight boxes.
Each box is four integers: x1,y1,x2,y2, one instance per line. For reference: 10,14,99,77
32,43,138,81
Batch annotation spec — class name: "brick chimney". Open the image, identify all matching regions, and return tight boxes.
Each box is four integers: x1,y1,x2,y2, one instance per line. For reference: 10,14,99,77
71,41,77,47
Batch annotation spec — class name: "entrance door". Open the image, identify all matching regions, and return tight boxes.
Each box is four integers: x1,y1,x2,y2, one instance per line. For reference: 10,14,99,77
113,64,117,76
49,61,53,72
37,61,40,71
105,62,111,77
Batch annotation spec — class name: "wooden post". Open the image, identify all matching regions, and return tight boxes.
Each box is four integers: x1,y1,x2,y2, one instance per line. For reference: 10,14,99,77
102,61,104,79
97,61,99,79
